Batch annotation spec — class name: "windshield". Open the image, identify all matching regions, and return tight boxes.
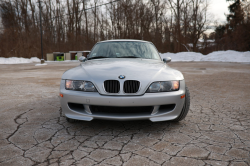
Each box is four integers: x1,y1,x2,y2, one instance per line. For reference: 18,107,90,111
88,41,161,60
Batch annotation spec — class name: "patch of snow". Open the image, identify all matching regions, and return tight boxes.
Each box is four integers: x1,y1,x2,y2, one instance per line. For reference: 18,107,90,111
1,50,250,64
35,63,47,66
0,57,80,64
0,57,41,64
202,50,250,62
207,39,215,42
30,57,41,63
198,39,215,43
161,52,203,62
198,39,204,42
160,50,250,62
46,60,79,62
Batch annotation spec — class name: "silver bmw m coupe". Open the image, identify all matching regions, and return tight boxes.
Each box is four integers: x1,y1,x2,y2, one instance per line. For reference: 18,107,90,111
60,39,190,122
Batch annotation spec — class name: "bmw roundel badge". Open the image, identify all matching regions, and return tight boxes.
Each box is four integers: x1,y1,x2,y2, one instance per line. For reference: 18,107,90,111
119,75,125,79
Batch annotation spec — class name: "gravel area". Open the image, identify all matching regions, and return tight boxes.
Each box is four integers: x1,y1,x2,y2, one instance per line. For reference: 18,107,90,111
0,62,249,166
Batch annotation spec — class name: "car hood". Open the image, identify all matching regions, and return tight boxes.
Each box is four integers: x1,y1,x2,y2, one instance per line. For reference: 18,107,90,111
62,58,184,95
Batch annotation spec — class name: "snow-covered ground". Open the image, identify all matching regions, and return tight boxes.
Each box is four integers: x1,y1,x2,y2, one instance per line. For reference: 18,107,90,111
0,50,249,64
46,60,79,63
160,50,250,63
0,57,41,64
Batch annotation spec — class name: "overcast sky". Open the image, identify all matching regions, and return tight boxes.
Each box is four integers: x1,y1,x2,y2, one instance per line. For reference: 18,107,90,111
209,0,230,24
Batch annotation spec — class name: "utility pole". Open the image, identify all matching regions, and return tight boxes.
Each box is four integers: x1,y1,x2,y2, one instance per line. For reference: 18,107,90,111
39,0,44,64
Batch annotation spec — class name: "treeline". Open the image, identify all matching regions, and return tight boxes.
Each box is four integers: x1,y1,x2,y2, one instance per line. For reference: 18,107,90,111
212,0,250,52
0,0,210,58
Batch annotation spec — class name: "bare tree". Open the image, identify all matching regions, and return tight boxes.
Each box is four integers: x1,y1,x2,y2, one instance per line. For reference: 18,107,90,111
189,0,209,51
0,0,212,58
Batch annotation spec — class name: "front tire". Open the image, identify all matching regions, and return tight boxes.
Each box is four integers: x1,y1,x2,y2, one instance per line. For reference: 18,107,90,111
174,86,190,122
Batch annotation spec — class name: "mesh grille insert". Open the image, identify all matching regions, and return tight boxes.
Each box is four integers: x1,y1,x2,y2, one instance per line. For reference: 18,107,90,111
124,80,140,93
104,80,120,93
90,105,154,115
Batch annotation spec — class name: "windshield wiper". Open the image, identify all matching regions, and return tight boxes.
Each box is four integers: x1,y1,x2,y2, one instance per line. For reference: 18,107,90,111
117,56,140,58
88,56,107,60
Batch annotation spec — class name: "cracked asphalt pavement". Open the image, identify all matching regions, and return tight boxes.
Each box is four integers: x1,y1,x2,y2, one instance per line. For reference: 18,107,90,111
0,62,250,166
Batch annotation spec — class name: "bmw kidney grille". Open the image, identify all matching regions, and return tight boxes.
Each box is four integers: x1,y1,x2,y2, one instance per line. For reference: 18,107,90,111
123,80,140,93
104,80,140,94
104,80,120,93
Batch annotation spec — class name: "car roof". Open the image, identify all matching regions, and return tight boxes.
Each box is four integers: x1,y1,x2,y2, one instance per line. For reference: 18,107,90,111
97,39,150,43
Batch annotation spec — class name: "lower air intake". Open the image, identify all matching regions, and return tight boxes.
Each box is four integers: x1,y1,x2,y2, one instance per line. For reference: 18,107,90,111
89,106,154,115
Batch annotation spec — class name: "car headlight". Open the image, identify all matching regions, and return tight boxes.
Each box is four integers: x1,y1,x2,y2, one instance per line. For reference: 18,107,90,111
146,81,179,93
65,80,97,92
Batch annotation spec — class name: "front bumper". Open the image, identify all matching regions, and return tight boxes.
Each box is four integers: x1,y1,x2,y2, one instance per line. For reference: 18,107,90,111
60,80,186,122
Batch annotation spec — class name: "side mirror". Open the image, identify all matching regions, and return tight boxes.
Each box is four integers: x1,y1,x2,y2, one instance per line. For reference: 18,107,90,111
78,56,86,62
163,57,171,63
83,51,91,58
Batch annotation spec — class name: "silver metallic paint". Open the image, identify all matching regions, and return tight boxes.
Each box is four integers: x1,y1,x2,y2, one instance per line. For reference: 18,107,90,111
62,58,184,96
60,79,186,122
60,40,186,122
